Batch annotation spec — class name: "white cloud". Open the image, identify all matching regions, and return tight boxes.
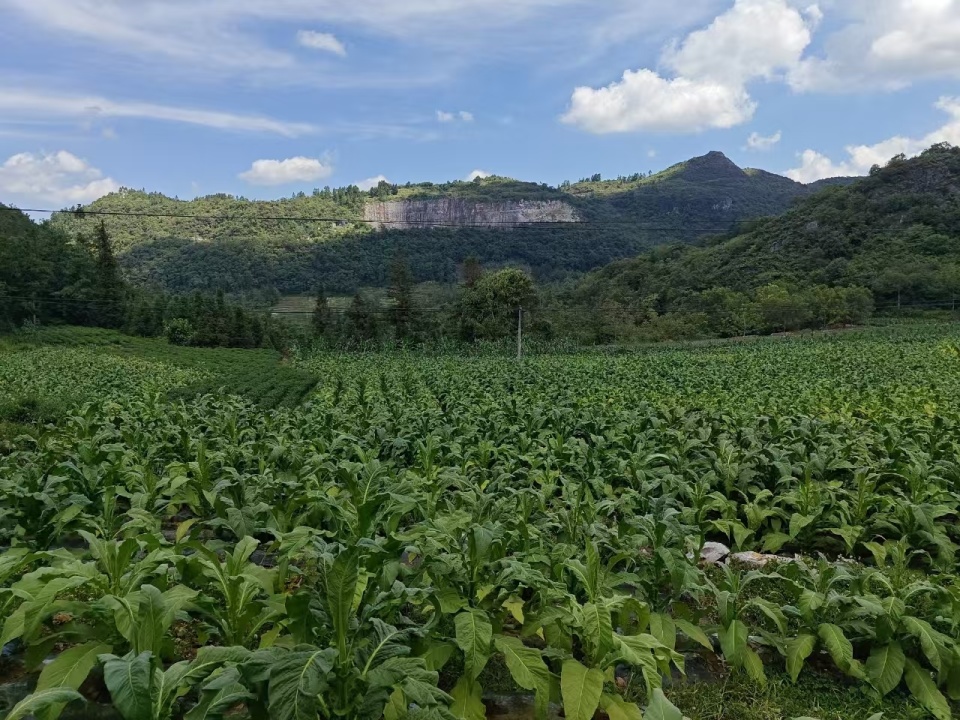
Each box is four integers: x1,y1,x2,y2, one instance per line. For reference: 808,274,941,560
746,130,782,150
647,149,657,158
466,170,492,180
789,0,960,91
563,0,817,135
0,89,317,137
786,96,960,182
297,30,347,56
356,174,390,190
239,156,334,186
563,69,757,134
437,110,474,124
664,0,816,85
0,150,119,206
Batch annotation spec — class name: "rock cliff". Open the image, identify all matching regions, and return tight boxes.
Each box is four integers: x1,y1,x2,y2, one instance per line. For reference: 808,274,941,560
363,199,579,228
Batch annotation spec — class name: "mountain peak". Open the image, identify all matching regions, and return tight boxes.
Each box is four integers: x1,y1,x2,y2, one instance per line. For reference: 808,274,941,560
673,151,747,182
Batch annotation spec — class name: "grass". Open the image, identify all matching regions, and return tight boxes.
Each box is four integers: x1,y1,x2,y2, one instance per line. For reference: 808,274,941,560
665,670,927,720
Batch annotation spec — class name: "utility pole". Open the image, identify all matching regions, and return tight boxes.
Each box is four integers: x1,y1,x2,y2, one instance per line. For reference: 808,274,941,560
516,306,523,361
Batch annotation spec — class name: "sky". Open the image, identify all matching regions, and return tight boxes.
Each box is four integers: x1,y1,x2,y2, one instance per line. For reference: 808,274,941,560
0,0,959,209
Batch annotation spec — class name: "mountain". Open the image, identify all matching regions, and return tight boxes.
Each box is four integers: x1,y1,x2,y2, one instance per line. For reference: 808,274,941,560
47,152,854,295
574,143,960,312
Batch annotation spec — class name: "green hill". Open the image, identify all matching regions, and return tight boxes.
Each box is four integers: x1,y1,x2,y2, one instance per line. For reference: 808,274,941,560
574,143,960,313
47,152,843,294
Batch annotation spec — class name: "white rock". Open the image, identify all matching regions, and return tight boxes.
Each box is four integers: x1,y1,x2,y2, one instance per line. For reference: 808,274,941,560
729,551,788,568
699,542,731,565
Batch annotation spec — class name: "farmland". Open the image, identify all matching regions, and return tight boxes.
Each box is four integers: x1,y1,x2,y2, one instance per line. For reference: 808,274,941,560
1,324,959,720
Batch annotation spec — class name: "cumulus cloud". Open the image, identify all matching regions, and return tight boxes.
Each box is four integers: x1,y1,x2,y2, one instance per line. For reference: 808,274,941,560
356,174,390,190
0,88,317,137
563,0,816,134
436,111,455,123
459,111,474,122
297,30,347,56
0,150,119,206
789,0,960,91
786,97,960,182
746,130,782,150
466,170,492,180
563,69,757,134
239,156,334,185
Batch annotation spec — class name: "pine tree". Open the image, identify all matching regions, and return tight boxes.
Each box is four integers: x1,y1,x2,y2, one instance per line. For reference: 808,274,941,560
92,221,126,328
312,285,333,338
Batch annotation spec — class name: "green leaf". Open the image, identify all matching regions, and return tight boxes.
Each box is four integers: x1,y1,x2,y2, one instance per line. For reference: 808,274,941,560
599,694,643,720
101,652,154,720
3,689,83,720
184,667,253,720
267,648,338,720
718,620,748,665
818,624,861,678
494,636,551,699
904,658,951,720
583,602,615,658
34,641,111,720
326,549,359,663
674,619,712,652
455,609,493,679
560,660,604,720
865,642,905,697
761,533,792,554
649,613,676,652
742,647,766,686
902,617,942,672
450,676,486,720
789,513,816,539
786,634,817,683
133,585,165,656
644,689,683,720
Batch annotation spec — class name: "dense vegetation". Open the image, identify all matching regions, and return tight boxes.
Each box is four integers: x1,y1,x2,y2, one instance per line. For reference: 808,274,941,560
44,152,834,294
1,324,959,720
576,145,960,316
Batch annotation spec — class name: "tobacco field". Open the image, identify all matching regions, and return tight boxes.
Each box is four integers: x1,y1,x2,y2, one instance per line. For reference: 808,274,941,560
1,325,959,720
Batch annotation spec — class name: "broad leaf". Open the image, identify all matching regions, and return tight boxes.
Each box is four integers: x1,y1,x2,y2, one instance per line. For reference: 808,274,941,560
718,620,748,665
325,550,360,663
450,676,486,720
902,617,942,672
818,624,861,678
644,689,683,720
494,636,551,699
674,619,712,652
3,689,83,720
866,642,905,697
599,693,643,720
35,641,112,720
455,609,492,679
904,658,951,720
267,648,338,720
560,660,604,720
786,634,816,683
101,652,154,720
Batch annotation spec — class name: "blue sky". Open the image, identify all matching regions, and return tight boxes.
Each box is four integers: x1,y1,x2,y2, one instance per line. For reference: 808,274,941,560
0,0,958,208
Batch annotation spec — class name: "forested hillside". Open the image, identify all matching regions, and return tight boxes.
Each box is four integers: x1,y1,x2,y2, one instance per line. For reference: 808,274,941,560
568,144,960,339
46,152,842,294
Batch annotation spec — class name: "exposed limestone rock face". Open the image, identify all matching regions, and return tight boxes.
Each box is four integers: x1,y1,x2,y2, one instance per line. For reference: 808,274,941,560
363,199,579,228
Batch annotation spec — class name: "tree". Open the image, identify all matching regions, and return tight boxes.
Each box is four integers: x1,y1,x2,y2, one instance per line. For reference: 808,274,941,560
345,292,379,343
462,257,483,288
388,253,415,341
459,268,537,341
92,221,126,328
312,285,333,338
